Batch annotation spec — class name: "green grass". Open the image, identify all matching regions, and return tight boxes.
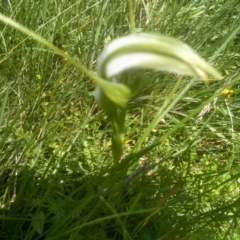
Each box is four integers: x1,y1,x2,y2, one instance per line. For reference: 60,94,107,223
0,0,240,239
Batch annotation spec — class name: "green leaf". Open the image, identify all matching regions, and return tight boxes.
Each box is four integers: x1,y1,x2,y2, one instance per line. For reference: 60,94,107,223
95,81,131,111
32,211,45,235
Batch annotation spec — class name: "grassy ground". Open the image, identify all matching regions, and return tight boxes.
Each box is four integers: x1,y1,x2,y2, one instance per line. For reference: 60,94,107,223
0,0,240,239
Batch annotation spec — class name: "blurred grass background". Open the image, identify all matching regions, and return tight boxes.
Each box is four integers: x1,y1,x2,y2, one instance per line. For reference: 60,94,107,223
0,0,240,239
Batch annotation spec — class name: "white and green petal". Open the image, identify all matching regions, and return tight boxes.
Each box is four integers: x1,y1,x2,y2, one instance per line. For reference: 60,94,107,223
97,33,222,81
95,33,222,110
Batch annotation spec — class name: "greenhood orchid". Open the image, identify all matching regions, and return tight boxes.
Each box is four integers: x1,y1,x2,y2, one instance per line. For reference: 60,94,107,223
94,33,222,164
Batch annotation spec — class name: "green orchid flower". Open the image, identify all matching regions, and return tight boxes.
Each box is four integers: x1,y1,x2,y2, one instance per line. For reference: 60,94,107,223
95,33,221,164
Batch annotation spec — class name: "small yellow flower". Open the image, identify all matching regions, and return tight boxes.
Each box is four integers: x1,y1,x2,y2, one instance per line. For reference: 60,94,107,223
221,88,233,98
124,139,135,145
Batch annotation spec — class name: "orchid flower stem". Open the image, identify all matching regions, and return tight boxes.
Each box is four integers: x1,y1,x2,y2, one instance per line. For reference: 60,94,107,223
109,108,127,164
